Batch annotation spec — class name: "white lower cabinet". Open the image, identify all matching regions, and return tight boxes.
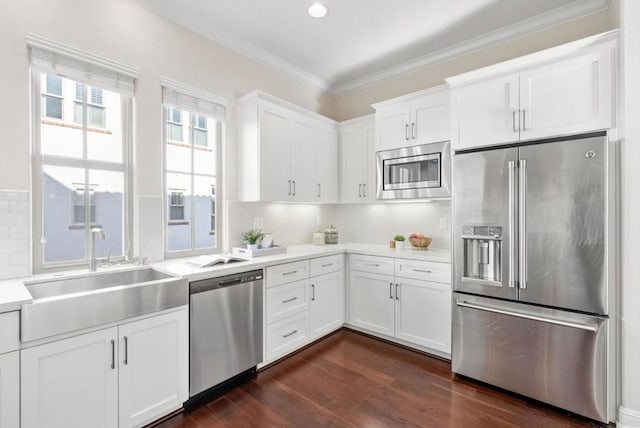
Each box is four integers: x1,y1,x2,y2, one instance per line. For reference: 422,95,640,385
349,270,395,337
394,277,451,353
118,308,188,428
348,254,452,355
264,255,344,364
21,307,188,428
0,351,20,428
21,327,119,428
309,270,344,339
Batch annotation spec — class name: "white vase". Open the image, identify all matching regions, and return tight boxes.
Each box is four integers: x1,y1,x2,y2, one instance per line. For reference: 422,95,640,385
395,241,405,250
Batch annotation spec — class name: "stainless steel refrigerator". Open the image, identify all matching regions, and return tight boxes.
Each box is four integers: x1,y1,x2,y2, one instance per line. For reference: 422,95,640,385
451,134,617,423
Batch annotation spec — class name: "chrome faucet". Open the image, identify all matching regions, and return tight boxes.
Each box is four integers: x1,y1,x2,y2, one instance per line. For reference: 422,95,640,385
89,227,106,272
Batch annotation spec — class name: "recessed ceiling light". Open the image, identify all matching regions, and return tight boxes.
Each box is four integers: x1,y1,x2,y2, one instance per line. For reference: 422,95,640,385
308,3,328,18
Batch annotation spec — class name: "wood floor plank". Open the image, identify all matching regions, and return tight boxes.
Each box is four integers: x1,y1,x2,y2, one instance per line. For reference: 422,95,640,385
153,329,610,428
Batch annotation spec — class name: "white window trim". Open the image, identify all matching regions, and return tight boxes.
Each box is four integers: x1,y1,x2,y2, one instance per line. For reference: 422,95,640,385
31,71,134,272
160,84,226,259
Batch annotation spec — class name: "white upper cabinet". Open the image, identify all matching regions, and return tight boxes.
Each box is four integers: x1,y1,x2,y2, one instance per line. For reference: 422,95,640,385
373,85,450,152
448,31,616,151
237,91,339,203
315,126,339,203
451,74,520,151
339,115,376,203
519,50,612,141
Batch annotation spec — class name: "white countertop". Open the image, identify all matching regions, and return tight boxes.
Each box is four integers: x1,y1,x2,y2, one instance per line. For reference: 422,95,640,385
0,243,451,313
153,243,452,282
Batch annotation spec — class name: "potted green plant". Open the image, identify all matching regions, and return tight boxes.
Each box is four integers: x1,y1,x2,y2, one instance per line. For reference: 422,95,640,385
242,229,264,250
394,234,406,250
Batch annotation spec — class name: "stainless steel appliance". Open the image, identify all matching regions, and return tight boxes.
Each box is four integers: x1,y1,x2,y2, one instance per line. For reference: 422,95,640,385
376,141,451,200
452,134,616,423
189,270,263,398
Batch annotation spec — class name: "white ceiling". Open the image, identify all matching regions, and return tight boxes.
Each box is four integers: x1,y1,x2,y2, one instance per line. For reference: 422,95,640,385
134,0,609,93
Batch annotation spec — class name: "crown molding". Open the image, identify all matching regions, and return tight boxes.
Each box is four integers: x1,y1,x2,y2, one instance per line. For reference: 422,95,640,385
134,0,330,91
135,0,609,95
331,0,610,94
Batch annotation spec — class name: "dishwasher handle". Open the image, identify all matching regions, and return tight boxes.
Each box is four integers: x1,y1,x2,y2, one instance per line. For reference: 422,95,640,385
190,270,263,294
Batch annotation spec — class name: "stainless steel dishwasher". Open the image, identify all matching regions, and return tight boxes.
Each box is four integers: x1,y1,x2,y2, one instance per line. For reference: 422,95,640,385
189,269,263,398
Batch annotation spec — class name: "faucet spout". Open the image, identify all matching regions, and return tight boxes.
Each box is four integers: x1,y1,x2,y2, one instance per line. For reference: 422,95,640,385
89,227,106,272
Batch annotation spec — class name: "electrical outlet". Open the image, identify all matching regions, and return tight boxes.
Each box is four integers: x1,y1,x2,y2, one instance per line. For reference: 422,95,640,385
439,217,448,229
253,217,263,229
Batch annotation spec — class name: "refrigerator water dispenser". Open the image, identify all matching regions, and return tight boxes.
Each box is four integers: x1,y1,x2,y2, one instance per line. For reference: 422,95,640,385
462,225,502,285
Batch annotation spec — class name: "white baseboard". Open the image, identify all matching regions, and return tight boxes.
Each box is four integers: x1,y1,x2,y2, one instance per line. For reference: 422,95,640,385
619,406,640,427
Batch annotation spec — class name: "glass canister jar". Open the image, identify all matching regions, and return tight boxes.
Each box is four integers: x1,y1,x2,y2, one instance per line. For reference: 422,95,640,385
324,224,339,244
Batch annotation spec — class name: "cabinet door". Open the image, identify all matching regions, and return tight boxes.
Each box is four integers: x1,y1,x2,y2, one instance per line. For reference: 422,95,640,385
0,351,18,428
395,278,451,353
118,308,188,428
411,92,450,146
259,104,291,201
362,121,377,202
348,270,395,336
340,124,365,203
291,117,317,202
21,327,119,428
375,104,411,151
316,126,339,203
452,74,519,151
519,49,612,141
309,271,344,339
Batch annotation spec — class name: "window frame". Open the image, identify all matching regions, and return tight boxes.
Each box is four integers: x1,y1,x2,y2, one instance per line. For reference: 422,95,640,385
42,74,64,120
31,71,134,272
163,105,223,258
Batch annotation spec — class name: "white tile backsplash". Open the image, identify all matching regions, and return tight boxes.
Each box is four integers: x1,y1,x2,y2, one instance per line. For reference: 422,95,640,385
136,196,164,263
227,201,337,249
0,190,30,279
335,201,452,249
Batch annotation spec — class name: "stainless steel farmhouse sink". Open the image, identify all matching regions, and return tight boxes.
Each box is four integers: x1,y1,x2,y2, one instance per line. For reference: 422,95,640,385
21,268,188,342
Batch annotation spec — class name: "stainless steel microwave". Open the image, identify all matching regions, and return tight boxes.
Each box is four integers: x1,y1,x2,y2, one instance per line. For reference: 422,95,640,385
376,141,451,200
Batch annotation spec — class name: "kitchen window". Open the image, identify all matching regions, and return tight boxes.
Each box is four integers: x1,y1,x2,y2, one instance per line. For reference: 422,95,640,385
162,78,226,256
29,38,135,271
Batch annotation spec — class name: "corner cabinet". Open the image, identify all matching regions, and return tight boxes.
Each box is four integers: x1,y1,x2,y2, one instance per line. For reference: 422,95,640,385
372,85,450,152
339,115,376,203
448,31,616,151
237,91,339,203
21,307,188,428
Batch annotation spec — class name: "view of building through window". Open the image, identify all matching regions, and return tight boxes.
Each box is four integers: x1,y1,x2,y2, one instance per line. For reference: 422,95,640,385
165,105,219,253
36,72,128,265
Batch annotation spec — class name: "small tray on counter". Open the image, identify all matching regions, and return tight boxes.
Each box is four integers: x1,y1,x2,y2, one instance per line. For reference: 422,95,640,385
231,245,287,258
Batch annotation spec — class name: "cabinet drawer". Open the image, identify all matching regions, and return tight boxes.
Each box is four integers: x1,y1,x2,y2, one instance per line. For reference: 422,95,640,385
0,311,19,354
395,259,451,284
266,260,310,288
266,280,309,324
349,254,394,276
310,254,343,277
266,312,308,361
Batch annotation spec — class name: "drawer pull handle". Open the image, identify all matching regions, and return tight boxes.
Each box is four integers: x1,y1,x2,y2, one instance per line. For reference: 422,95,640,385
365,263,380,267
321,263,333,267
282,297,298,304
282,270,298,276
412,269,433,274
282,330,298,338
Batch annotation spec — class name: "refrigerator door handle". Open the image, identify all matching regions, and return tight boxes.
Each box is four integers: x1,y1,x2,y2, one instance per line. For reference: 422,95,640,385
519,159,527,289
455,301,598,332
508,160,516,288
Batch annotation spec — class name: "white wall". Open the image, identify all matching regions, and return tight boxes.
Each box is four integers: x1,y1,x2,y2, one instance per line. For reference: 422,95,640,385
0,0,333,275
618,1,640,426
335,202,451,249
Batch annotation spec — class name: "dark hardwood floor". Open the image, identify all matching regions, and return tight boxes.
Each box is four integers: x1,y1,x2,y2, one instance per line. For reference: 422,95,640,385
155,329,608,428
